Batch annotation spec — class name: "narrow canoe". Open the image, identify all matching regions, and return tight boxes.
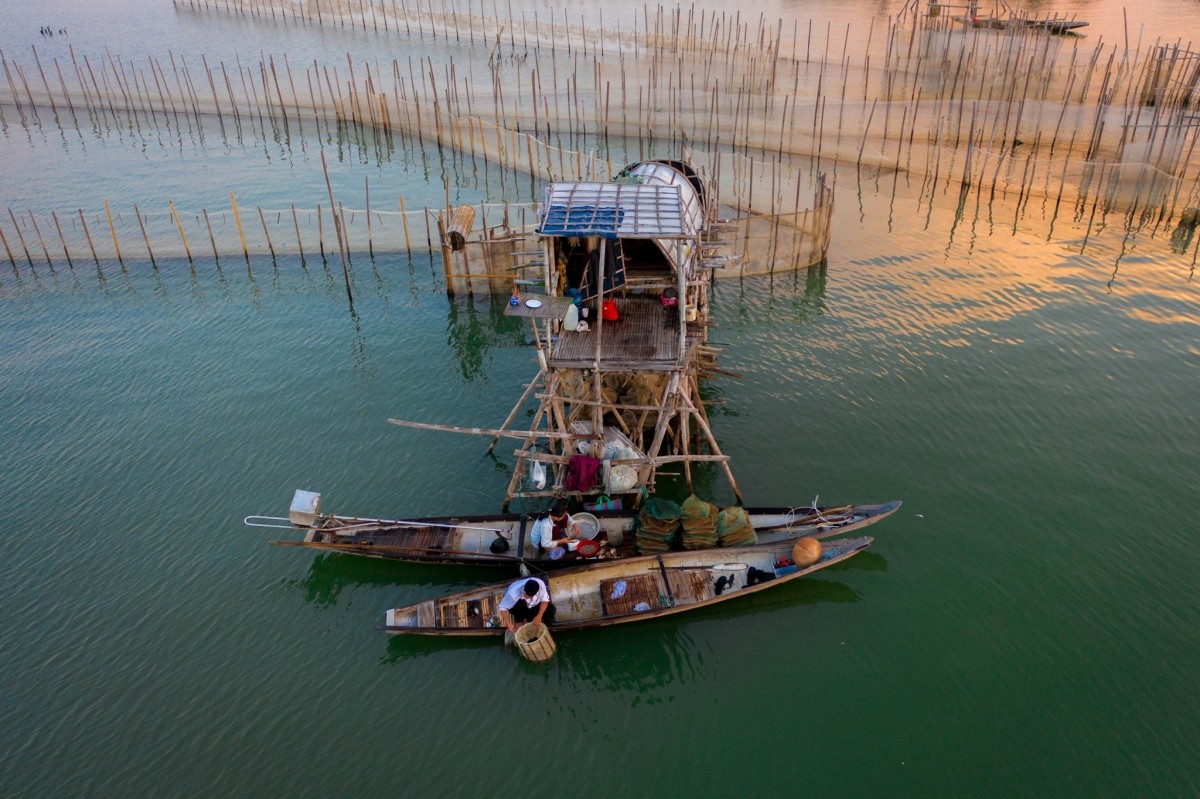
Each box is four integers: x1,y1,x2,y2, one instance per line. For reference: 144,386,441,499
247,495,899,568
382,536,872,635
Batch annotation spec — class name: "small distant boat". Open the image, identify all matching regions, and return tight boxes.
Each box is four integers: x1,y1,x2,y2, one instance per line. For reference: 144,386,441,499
245,491,900,568
1021,17,1087,33
382,536,873,634
962,15,1086,32
951,1,1087,34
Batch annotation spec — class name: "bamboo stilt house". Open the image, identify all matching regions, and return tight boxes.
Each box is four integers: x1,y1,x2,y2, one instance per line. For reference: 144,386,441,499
390,159,745,508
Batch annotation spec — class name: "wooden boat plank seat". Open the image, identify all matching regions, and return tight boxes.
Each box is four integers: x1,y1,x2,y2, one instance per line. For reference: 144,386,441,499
477,594,500,625
437,597,465,628
436,593,502,628
600,572,666,616
666,568,716,605
416,600,436,628
364,525,449,552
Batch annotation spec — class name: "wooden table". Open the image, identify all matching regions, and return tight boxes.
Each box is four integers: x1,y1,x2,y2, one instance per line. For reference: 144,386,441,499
503,293,575,320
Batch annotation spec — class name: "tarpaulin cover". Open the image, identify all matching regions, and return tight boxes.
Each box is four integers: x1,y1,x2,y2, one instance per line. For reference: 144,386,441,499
539,204,625,239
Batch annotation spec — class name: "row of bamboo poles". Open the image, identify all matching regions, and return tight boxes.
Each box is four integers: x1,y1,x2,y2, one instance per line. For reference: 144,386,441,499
3,0,1199,270
0,159,828,276
173,0,1200,169
6,11,1199,204
0,193,543,267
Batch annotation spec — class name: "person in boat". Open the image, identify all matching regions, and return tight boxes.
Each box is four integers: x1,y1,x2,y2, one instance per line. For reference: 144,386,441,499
530,501,580,555
498,577,556,632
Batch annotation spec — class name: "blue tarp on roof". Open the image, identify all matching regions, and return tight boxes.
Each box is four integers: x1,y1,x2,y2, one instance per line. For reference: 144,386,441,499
537,204,625,239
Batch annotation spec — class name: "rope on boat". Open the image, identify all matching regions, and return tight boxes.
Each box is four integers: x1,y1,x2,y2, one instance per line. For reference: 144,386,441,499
806,495,833,523
779,497,856,534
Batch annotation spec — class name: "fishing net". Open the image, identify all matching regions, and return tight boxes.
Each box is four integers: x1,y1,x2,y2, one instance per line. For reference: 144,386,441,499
717,506,757,547
635,496,680,554
680,495,719,550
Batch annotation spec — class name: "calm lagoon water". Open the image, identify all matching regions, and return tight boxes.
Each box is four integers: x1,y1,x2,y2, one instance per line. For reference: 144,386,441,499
2,1,1199,797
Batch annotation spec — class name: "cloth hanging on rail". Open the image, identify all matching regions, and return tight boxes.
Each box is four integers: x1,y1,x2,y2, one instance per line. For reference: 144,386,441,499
565,455,602,491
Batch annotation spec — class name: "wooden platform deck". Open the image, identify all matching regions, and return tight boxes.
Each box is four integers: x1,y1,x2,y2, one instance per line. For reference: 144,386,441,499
550,296,691,370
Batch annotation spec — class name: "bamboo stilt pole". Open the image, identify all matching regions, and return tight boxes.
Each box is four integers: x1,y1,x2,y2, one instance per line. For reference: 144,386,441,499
487,370,545,453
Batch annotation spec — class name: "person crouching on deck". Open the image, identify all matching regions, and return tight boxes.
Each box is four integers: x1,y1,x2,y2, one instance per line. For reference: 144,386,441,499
498,577,557,632
530,500,580,555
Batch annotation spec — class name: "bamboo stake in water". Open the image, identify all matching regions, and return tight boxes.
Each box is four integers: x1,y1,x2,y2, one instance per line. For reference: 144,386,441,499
27,210,52,266
134,204,156,265
399,194,412,254
78,209,99,265
365,175,373,255
258,207,275,259
7,209,33,265
51,210,73,267
168,200,193,263
202,208,219,263
320,149,353,302
103,199,123,265
230,192,249,261
317,203,325,258
291,204,305,263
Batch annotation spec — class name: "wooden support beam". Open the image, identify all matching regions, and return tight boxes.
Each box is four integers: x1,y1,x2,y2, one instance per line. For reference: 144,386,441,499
681,375,744,503
388,418,571,439
487,370,545,453
533,393,671,413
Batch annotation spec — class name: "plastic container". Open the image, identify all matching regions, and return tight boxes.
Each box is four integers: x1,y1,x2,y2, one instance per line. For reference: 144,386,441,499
289,490,321,527
572,512,600,539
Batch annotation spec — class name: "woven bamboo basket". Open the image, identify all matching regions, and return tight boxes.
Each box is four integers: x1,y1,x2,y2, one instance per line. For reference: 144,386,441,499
514,623,556,663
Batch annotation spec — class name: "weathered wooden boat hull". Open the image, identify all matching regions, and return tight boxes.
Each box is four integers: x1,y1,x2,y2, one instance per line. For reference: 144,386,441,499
382,536,872,635
255,499,899,568
960,15,1087,33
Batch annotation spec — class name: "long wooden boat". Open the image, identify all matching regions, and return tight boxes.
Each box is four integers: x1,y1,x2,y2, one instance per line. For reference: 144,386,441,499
959,13,1087,32
246,491,899,568
382,536,872,634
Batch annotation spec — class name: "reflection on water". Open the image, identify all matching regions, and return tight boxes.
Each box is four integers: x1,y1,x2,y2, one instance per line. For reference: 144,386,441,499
839,550,888,573
444,294,527,383
379,568,875,672
284,551,505,607
549,623,713,697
